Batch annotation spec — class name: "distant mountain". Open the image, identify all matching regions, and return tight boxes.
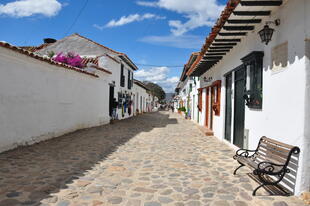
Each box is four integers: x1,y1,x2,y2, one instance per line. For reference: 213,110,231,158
165,93,174,102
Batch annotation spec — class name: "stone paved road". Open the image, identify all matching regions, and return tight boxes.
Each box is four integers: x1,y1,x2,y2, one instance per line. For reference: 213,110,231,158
0,112,306,206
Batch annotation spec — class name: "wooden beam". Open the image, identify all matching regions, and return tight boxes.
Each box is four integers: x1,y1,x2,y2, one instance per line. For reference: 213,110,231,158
223,26,254,31
227,19,262,24
212,43,237,46
203,56,223,60
233,11,271,16
214,39,241,42
209,46,234,49
240,1,282,6
204,53,226,56
218,32,247,36
208,49,230,53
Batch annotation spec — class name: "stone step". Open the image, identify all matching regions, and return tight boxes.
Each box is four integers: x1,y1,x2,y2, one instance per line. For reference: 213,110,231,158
198,126,214,136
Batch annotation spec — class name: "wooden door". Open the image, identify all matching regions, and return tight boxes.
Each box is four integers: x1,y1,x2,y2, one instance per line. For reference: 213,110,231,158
224,73,233,142
210,87,214,130
233,67,246,148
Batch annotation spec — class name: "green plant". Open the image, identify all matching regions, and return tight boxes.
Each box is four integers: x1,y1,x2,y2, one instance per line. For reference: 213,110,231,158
178,107,186,112
47,51,55,58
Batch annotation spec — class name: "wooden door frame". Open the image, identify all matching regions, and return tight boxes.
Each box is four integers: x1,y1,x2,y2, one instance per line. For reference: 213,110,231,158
205,87,210,127
224,73,233,142
233,66,246,148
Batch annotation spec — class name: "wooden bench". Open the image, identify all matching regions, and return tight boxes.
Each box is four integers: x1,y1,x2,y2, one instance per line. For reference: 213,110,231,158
233,136,300,196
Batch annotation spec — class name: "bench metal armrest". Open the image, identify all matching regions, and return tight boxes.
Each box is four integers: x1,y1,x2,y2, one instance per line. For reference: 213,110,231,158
254,161,288,176
233,149,256,159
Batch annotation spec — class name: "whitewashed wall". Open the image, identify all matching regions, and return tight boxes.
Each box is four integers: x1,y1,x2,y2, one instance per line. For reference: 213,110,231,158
190,77,200,124
133,83,149,114
0,47,110,153
199,0,309,195
99,56,135,119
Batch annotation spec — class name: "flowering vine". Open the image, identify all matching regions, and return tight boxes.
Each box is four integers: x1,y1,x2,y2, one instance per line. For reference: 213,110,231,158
53,52,84,68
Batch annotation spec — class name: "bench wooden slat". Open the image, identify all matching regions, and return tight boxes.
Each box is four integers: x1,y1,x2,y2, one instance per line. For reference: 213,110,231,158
233,136,300,196
261,136,295,150
259,142,291,153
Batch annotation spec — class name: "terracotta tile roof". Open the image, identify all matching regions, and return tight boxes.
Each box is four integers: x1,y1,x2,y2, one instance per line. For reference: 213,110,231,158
73,33,121,55
29,33,138,71
81,57,112,74
0,41,99,78
180,52,199,81
81,57,99,66
105,54,121,64
118,54,139,71
20,43,52,52
187,0,241,76
68,34,138,70
134,79,149,91
89,65,112,74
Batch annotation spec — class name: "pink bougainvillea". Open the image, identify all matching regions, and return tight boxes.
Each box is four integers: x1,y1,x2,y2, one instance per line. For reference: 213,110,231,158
53,52,84,68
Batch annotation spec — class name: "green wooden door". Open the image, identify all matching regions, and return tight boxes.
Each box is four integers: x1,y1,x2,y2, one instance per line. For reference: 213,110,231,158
233,67,246,148
224,73,233,142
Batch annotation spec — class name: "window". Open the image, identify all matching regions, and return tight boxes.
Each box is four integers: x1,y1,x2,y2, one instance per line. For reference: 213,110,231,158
198,88,203,112
189,83,192,92
120,64,125,87
211,80,221,116
241,51,264,109
128,70,131,89
131,72,134,88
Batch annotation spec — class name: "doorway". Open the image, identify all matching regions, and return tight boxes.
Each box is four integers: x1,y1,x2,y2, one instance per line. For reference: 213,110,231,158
210,87,214,130
109,85,114,117
233,66,246,148
224,73,233,142
205,88,209,127
192,95,195,121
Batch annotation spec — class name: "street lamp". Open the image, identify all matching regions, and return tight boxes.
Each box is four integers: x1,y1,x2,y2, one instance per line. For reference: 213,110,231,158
258,19,280,45
258,25,274,45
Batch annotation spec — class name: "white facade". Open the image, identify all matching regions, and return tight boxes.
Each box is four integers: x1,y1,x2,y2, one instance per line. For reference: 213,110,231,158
0,45,110,153
194,0,310,195
37,34,137,120
132,81,149,114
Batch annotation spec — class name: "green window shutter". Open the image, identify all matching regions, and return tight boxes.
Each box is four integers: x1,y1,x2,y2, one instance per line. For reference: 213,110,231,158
241,51,264,109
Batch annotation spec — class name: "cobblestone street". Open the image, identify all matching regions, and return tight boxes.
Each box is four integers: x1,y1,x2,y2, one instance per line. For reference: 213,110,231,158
0,112,306,206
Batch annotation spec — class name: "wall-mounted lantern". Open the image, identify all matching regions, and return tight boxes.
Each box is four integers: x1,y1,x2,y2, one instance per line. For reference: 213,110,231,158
258,19,280,45
203,76,213,83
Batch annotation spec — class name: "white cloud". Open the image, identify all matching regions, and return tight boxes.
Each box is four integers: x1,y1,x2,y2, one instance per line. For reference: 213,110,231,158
105,13,166,28
139,34,204,49
0,0,62,17
137,0,224,35
93,24,105,30
135,66,179,92
135,66,169,82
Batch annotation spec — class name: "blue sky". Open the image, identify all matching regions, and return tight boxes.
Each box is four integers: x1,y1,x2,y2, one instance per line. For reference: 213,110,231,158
0,0,227,92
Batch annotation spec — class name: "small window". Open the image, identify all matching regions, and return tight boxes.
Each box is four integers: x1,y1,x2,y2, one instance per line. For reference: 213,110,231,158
128,70,131,89
241,51,264,109
211,80,221,116
120,64,125,87
198,88,203,112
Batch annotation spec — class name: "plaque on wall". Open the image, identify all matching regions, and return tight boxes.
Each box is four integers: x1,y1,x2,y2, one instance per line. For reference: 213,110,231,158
271,42,288,72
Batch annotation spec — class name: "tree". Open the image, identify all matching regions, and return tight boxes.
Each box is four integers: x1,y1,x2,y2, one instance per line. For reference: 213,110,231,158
143,81,166,101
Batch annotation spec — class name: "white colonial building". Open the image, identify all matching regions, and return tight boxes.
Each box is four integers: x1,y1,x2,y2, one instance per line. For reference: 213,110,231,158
0,34,155,153
174,52,201,124
35,33,138,120
177,0,310,196
0,41,110,153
